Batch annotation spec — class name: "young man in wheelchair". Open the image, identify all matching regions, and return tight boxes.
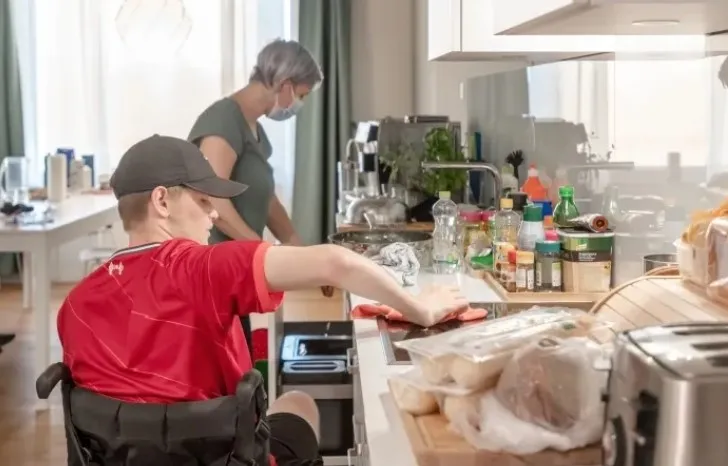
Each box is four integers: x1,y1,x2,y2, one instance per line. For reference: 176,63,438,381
52,135,468,466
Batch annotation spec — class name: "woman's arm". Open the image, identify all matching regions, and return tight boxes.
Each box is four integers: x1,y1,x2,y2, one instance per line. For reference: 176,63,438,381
198,136,261,240
267,194,301,245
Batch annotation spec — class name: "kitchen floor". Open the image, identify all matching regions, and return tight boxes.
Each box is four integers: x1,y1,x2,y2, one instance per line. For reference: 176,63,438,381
0,283,343,465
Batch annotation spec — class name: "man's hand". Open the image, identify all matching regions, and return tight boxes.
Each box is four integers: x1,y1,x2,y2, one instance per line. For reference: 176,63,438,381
412,285,469,327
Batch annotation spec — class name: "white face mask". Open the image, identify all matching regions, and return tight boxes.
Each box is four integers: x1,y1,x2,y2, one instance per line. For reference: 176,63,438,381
267,86,304,121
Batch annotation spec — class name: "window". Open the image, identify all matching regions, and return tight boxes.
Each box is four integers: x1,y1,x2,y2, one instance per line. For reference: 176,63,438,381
14,0,297,209
605,58,712,167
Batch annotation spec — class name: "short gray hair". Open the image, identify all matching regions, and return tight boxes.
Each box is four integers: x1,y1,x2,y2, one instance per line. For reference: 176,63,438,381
249,39,324,89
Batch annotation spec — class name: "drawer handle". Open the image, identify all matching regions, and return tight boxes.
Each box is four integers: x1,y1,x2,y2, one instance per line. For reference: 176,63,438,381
347,447,359,466
346,347,359,374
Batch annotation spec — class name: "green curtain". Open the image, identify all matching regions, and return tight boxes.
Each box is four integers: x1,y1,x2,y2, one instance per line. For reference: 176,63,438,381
0,0,24,277
292,0,351,245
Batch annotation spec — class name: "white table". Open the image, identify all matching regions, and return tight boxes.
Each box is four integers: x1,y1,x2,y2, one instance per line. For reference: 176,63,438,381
0,194,119,410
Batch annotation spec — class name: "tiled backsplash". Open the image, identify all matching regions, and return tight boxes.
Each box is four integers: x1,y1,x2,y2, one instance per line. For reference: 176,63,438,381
465,55,728,283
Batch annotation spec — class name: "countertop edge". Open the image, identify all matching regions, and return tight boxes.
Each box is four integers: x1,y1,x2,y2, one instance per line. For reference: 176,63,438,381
350,272,504,466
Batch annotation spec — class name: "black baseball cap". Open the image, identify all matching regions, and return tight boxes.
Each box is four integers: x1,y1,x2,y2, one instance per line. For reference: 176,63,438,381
110,134,247,199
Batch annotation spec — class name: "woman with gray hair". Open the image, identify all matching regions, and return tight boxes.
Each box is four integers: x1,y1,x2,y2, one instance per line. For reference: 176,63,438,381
188,39,323,353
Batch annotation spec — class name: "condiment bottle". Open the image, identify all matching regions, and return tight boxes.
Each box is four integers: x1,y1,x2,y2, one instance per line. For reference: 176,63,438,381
553,185,580,228
493,198,520,246
521,164,548,201
515,250,535,292
517,204,546,251
505,249,518,292
535,240,562,292
495,242,515,284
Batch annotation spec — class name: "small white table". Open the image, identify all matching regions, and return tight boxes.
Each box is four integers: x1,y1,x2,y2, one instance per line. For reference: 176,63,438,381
0,194,119,410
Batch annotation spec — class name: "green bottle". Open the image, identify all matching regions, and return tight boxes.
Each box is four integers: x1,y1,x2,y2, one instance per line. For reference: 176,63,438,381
553,185,580,228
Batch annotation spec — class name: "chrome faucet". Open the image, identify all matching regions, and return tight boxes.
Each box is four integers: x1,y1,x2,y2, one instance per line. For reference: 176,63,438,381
421,161,503,209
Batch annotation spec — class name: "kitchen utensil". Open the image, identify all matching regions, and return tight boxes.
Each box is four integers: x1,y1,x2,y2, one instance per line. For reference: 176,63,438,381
328,230,432,267
344,197,408,227
602,322,728,466
642,253,677,274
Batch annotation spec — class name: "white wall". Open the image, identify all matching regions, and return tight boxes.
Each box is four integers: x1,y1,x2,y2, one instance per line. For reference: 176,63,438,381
350,0,416,120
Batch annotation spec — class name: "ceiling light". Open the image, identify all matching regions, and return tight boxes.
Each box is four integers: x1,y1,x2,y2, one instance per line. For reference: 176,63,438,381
631,19,681,27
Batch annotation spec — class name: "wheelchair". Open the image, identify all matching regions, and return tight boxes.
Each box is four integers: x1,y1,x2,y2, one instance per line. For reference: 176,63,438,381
36,363,270,466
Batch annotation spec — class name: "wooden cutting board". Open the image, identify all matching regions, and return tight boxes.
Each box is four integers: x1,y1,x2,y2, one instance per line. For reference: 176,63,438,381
393,398,600,466
392,276,728,466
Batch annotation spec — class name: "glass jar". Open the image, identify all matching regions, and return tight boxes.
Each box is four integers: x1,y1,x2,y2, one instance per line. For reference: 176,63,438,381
535,240,562,292
460,209,487,259
515,250,535,292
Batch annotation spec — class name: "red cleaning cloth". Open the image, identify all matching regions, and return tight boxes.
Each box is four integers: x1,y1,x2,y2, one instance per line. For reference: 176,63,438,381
351,303,487,323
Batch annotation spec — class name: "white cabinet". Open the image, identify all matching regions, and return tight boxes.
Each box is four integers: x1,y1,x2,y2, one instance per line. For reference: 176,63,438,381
491,0,728,36
428,0,728,63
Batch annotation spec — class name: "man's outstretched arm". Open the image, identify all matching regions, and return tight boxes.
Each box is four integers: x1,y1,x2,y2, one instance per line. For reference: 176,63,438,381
263,244,467,327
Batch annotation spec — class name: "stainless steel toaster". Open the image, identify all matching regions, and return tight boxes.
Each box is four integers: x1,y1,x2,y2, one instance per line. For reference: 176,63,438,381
602,322,728,466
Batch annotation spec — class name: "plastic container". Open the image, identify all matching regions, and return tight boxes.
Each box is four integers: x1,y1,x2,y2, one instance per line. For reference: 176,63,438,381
535,240,562,292
432,191,461,274
521,164,549,201
518,204,546,251
493,198,520,246
676,239,710,286
395,308,613,391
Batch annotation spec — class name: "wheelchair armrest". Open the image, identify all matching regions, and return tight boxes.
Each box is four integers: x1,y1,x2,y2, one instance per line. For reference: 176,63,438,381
36,362,71,399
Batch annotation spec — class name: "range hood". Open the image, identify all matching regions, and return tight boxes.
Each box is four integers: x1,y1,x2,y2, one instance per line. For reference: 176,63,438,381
429,0,728,63
491,0,728,36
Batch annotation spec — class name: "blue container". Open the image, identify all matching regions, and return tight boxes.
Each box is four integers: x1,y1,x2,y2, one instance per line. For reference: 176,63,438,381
82,155,95,187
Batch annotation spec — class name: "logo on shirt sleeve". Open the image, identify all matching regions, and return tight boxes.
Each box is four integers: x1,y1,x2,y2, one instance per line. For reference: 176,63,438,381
108,262,124,276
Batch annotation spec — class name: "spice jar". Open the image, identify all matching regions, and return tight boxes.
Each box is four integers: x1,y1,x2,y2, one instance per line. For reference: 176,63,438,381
515,250,535,292
504,249,518,292
535,240,562,292
494,242,516,283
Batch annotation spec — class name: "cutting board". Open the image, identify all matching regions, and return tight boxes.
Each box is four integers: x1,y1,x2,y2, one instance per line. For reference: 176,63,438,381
392,275,728,466
390,380,601,466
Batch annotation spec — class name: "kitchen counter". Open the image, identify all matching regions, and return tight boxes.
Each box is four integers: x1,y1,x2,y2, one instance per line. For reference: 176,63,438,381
349,272,503,466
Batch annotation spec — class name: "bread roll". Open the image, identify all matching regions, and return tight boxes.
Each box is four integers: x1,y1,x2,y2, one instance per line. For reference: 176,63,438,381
390,377,439,415
442,392,485,429
495,338,587,431
419,354,454,385
448,353,508,391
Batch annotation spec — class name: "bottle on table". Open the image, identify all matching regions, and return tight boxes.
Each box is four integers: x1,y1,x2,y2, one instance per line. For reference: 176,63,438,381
521,164,549,202
553,185,580,228
493,198,520,246
432,191,461,274
518,204,546,251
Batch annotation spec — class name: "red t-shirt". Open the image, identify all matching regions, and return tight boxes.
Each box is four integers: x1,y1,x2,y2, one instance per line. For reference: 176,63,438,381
57,239,284,464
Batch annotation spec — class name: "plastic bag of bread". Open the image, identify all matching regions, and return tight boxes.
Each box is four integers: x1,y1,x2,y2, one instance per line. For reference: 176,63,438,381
707,216,728,284
396,308,611,392
494,337,607,433
439,390,487,438
389,371,439,415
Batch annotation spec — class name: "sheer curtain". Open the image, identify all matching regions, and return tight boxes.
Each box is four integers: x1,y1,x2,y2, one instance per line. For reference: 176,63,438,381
12,0,297,211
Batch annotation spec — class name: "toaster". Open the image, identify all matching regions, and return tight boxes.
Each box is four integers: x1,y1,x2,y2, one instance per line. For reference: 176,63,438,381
602,322,728,466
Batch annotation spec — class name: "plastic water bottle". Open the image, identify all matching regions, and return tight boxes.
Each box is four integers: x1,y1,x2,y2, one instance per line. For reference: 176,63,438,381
432,191,461,274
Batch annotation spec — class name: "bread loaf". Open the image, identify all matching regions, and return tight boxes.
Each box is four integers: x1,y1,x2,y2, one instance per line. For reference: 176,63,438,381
495,338,587,431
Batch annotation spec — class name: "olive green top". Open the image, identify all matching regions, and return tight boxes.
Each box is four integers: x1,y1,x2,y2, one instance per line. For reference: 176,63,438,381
188,97,275,241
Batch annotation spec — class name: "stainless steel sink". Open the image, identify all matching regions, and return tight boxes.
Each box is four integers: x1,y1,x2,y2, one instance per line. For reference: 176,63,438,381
379,300,595,365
